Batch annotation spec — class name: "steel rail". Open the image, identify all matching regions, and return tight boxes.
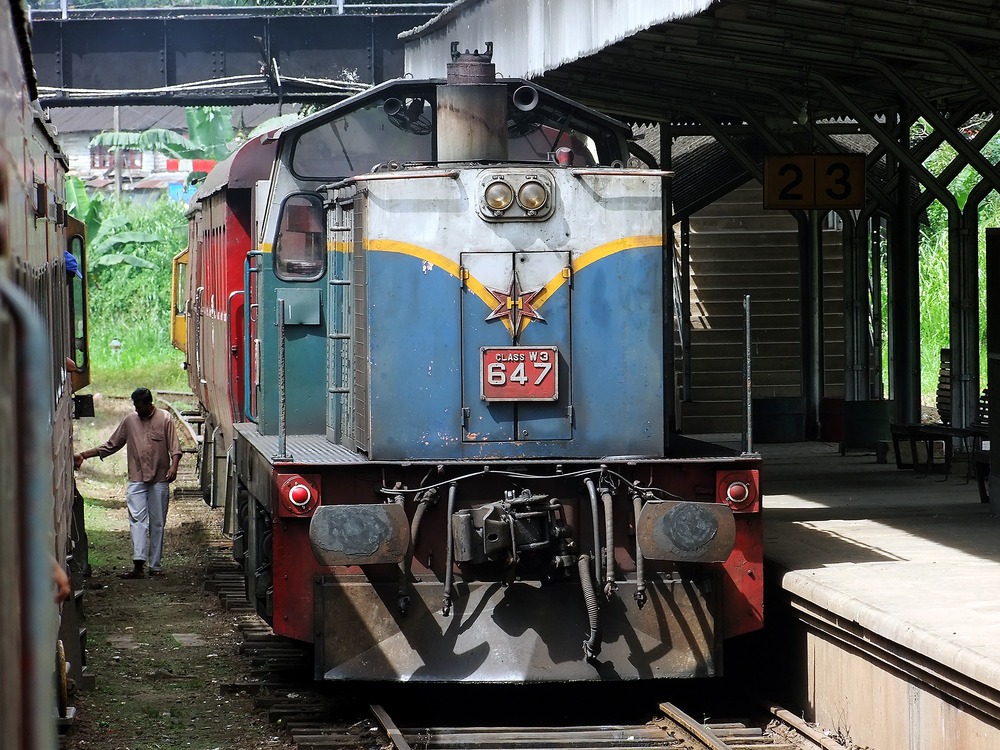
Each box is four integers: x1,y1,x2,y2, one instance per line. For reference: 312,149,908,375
767,705,849,750
371,704,413,750
659,702,731,750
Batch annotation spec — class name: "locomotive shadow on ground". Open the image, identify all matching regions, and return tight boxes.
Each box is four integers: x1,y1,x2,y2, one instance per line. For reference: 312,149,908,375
385,575,716,681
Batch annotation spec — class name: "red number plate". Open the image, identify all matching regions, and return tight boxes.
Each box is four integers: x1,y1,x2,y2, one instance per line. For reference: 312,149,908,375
480,346,558,402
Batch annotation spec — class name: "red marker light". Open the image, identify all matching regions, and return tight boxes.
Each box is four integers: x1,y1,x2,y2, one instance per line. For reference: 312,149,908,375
726,481,749,504
289,484,311,507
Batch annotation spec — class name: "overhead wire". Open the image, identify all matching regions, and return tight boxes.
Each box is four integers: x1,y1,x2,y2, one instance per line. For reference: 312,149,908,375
38,74,368,103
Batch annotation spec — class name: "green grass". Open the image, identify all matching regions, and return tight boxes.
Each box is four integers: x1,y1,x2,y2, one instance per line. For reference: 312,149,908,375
917,203,992,402
88,354,189,399
83,294,190,398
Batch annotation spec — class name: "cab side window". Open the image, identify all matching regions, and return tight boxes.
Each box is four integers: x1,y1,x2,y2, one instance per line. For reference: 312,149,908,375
274,194,325,281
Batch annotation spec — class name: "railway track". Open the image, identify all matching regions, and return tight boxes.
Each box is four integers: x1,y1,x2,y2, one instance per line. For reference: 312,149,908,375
201,544,845,750
370,700,801,750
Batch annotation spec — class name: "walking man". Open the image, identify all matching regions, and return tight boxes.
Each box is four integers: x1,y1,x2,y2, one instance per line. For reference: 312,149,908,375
75,387,181,579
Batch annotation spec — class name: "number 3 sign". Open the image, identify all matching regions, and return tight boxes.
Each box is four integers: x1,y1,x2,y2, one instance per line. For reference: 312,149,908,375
763,154,866,210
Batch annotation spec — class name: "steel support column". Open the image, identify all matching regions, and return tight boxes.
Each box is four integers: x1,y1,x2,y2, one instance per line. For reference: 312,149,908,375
812,76,962,424
987,229,1000,516
871,61,998,429
889,113,921,424
661,122,677,434
842,215,865,402
799,211,824,439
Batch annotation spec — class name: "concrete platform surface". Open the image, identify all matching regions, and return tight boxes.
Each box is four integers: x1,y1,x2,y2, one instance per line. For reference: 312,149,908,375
759,441,1000,748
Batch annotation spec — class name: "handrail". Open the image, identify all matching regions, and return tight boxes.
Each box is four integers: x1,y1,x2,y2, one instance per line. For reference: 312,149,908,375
571,168,674,178
226,289,245,422
273,297,293,462
0,279,59,749
243,251,262,423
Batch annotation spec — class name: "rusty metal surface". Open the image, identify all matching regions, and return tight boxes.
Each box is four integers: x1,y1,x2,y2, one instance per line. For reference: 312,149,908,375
370,704,413,750
660,702,730,750
309,504,410,566
637,501,736,563
314,574,718,682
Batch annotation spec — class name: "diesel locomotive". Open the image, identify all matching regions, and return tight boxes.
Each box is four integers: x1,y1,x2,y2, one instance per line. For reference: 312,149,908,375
1,1,91,745
175,44,762,682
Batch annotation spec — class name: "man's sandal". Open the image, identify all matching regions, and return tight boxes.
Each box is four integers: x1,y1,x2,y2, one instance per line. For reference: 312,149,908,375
148,570,166,578
118,568,144,579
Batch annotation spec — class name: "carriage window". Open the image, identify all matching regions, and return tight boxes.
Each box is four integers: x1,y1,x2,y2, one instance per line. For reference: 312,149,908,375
274,194,325,281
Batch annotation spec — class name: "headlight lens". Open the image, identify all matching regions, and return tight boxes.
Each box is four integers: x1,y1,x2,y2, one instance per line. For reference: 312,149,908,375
517,180,548,211
485,181,514,211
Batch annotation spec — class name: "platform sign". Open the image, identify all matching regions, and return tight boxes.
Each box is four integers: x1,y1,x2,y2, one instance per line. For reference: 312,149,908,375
764,154,866,210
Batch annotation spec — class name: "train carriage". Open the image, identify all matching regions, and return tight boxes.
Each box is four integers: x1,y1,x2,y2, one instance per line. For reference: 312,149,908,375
1,2,91,745
177,45,762,683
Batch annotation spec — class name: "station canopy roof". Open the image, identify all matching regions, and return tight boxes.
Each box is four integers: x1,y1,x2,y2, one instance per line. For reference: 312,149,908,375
404,0,1000,132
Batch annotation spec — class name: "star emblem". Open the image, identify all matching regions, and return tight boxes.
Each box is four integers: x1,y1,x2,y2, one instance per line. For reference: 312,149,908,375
485,274,545,339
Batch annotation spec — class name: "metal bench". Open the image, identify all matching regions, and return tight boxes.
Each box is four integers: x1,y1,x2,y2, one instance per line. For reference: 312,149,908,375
889,349,987,482
890,349,954,473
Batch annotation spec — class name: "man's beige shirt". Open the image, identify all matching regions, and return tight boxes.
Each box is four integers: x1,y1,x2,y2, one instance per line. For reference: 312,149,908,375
96,407,182,482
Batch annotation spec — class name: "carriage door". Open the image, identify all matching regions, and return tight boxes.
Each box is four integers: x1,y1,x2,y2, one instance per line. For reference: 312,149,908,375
461,251,571,442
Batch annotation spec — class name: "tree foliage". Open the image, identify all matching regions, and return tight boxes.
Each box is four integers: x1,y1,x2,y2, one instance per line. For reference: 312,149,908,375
90,106,235,185
66,181,188,370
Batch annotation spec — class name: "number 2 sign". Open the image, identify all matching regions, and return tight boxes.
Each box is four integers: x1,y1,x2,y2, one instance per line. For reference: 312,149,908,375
763,154,866,210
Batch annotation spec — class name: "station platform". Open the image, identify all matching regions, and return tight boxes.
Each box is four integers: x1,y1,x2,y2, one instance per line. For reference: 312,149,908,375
758,441,1000,750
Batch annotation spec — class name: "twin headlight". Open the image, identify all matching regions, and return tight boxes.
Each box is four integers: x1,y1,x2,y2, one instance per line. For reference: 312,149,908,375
479,172,554,221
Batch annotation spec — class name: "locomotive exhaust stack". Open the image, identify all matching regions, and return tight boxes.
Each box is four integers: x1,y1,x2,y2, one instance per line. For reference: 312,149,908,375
436,42,508,163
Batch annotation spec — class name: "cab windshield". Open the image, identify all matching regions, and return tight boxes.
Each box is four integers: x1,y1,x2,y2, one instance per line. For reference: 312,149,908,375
290,82,627,180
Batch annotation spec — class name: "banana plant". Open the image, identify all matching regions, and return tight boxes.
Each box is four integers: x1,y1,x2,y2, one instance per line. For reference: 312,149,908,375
89,106,235,185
